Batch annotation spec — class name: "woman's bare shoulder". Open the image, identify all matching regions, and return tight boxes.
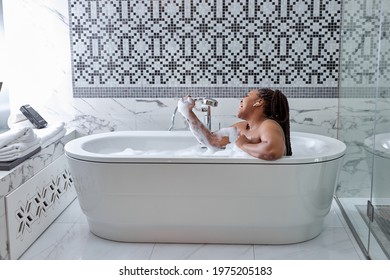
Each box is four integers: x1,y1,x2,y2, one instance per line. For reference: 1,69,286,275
261,119,281,128
259,119,285,137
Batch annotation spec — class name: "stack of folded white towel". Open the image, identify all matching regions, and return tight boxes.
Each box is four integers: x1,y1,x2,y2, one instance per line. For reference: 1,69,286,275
0,127,41,162
34,121,66,148
0,112,67,162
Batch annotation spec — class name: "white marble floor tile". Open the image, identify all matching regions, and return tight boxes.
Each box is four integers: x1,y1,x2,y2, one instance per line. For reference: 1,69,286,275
254,227,361,260
53,198,86,224
19,223,74,260
20,198,366,260
20,222,154,260
323,202,345,228
150,243,254,260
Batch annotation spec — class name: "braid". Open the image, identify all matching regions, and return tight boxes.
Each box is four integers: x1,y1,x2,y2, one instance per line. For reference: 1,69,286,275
256,88,292,156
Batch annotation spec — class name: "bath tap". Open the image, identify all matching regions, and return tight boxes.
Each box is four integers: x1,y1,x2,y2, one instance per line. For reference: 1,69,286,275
194,97,218,131
168,97,218,131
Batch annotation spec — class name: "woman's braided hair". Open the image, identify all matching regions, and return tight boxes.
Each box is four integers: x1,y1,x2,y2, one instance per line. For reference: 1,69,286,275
255,88,292,156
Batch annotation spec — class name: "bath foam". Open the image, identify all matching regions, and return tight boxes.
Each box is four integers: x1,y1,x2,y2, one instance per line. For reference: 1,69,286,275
176,96,192,120
111,142,250,158
215,127,238,143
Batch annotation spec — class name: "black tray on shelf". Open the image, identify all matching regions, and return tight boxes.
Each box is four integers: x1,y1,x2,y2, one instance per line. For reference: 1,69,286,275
0,147,41,171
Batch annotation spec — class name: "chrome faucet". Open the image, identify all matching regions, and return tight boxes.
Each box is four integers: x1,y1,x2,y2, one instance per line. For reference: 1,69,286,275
196,97,218,131
168,97,218,131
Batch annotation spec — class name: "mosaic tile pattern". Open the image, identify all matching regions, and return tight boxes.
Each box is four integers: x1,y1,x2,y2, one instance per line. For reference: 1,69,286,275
339,0,390,89
73,86,339,98
69,0,341,98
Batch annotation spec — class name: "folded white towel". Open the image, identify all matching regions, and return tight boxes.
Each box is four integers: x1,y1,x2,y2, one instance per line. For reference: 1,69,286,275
0,127,35,148
11,128,36,144
0,136,41,156
0,142,41,162
34,122,66,148
41,128,66,148
7,119,35,130
7,112,28,128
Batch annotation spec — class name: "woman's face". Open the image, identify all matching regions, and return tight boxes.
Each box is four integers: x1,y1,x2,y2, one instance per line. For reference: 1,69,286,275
237,90,260,119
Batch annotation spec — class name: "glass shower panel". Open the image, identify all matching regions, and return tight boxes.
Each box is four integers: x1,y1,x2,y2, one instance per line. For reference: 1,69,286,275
336,0,384,259
369,0,390,259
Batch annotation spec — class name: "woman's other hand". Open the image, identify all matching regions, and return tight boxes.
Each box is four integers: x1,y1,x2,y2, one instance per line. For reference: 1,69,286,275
235,134,251,148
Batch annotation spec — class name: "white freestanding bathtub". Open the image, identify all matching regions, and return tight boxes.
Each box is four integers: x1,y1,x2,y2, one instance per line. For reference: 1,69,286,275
65,131,346,244
364,133,390,198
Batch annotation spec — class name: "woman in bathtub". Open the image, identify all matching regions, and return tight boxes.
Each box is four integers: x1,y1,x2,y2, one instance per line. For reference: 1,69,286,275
178,88,292,160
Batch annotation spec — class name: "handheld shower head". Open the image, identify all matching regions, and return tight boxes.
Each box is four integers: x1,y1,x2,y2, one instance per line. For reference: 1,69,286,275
194,97,218,107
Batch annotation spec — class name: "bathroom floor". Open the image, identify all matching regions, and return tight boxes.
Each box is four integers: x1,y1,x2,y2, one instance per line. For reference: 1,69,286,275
20,198,365,260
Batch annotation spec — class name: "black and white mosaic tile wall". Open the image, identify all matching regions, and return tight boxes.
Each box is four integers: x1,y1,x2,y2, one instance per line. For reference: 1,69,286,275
339,0,390,97
69,0,341,98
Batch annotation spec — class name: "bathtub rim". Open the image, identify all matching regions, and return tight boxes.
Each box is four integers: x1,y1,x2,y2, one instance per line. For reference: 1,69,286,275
64,131,346,164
